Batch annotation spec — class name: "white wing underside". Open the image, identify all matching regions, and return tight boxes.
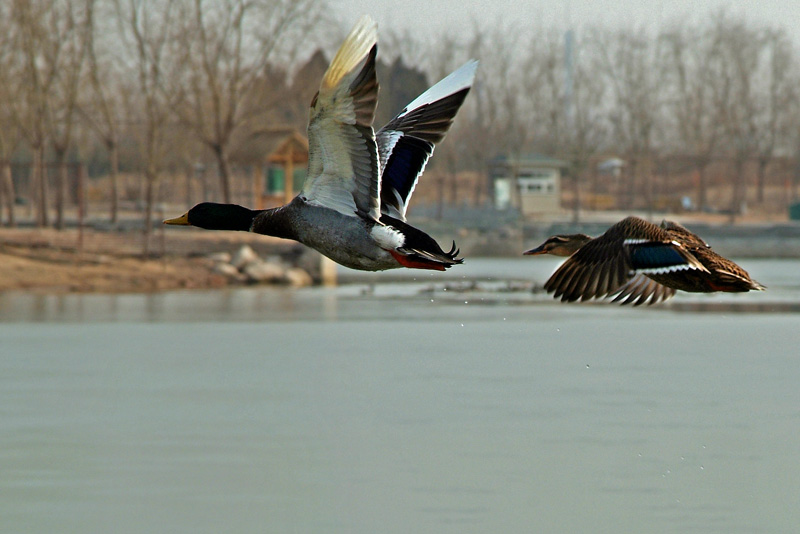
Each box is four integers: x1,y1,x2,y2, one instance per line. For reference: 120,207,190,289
302,16,380,221
304,122,375,218
400,60,478,119
376,60,478,220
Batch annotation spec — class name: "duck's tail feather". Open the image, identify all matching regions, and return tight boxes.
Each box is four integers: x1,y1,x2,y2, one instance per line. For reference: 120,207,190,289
394,241,463,271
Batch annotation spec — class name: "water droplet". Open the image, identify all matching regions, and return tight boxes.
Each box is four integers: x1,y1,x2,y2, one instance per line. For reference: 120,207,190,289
464,300,469,304
586,364,590,369
430,299,434,303
700,465,704,470
460,323,464,327
556,328,560,332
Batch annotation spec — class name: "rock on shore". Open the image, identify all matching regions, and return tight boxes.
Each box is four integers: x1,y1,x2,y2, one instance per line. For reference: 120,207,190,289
210,245,313,287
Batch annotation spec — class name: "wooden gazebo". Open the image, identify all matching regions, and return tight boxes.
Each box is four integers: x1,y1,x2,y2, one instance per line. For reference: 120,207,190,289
237,126,335,285
250,129,309,209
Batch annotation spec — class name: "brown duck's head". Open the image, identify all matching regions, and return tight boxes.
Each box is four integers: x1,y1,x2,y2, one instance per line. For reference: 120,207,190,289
523,234,592,257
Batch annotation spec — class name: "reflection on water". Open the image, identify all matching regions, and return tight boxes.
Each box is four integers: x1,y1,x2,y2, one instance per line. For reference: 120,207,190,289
668,301,800,313
1,257,798,322
1,258,800,533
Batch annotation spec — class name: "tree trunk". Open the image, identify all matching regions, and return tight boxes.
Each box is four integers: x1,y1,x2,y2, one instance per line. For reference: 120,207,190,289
213,145,232,203
756,158,768,205
510,158,521,211
449,171,458,207
622,157,637,210
473,169,484,207
1,162,15,227
143,171,156,257
730,157,746,223
696,162,708,212
185,164,194,209
33,145,49,227
55,150,68,230
572,167,581,223
643,156,653,219
109,140,120,225
78,163,86,254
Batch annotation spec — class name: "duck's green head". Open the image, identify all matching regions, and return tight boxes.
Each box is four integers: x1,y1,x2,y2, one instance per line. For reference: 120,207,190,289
163,202,257,232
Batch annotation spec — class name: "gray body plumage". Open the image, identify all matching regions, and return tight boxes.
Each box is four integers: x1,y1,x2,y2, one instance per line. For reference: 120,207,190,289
256,197,398,271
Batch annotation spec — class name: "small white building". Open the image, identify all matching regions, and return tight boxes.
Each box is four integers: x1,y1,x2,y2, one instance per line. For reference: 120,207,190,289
489,154,567,217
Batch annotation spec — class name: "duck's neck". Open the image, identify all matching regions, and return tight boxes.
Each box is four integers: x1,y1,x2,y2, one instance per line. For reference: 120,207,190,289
251,204,299,241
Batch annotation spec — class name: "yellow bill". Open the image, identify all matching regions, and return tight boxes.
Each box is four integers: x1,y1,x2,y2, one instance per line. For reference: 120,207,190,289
163,213,190,225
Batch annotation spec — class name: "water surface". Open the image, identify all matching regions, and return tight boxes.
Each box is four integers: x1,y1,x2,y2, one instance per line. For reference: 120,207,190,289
1,259,798,533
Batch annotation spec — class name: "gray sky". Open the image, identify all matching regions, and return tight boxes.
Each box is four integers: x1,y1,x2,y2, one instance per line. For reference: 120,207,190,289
333,0,800,41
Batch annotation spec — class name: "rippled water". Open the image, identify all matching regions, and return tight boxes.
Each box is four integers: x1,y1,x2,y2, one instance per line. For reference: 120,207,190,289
1,259,799,533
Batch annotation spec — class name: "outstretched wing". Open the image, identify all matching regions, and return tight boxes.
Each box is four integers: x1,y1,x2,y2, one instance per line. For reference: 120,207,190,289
610,274,677,306
303,16,381,221
377,60,478,220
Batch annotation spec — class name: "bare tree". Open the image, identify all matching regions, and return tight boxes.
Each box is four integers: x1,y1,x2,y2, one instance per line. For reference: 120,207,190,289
710,14,762,220
117,0,183,255
533,29,607,221
172,0,322,204
751,29,798,204
11,0,61,227
565,34,608,221
44,0,92,229
0,110,20,226
661,23,722,211
81,0,125,225
593,27,665,213
0,3,20,226
469,23,540,210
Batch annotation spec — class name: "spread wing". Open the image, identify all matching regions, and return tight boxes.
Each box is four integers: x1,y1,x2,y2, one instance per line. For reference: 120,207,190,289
303,16,380,221
377,60,477,220
610,274,677,306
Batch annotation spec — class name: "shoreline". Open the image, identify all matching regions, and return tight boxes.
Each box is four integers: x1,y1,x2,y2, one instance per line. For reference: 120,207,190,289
2,221,798,294
0,227,299,295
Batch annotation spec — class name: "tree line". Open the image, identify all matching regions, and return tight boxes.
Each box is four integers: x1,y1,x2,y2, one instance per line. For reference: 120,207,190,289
416,11,800,220
1,1,798,238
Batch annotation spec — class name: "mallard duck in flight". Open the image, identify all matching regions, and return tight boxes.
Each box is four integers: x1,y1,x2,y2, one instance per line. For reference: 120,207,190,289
524,216,765,305
165,15,477,272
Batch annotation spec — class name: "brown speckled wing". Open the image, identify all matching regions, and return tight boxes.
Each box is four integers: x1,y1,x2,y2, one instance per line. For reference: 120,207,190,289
692,248,766,291
543,219,637,302
543,217,697,303
610,274,677,306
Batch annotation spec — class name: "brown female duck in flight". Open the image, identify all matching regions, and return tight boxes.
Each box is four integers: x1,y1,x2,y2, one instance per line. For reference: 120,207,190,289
524,216,765,305
164,16,477,272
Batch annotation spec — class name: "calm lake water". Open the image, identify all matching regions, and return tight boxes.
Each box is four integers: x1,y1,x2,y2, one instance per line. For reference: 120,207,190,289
1,258,799,533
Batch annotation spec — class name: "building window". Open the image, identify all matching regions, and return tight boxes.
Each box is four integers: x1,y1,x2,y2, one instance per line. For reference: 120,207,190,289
518,177,555,195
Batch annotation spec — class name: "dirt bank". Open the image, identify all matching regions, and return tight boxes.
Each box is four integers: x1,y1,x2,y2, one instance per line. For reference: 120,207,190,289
0,227,295,294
